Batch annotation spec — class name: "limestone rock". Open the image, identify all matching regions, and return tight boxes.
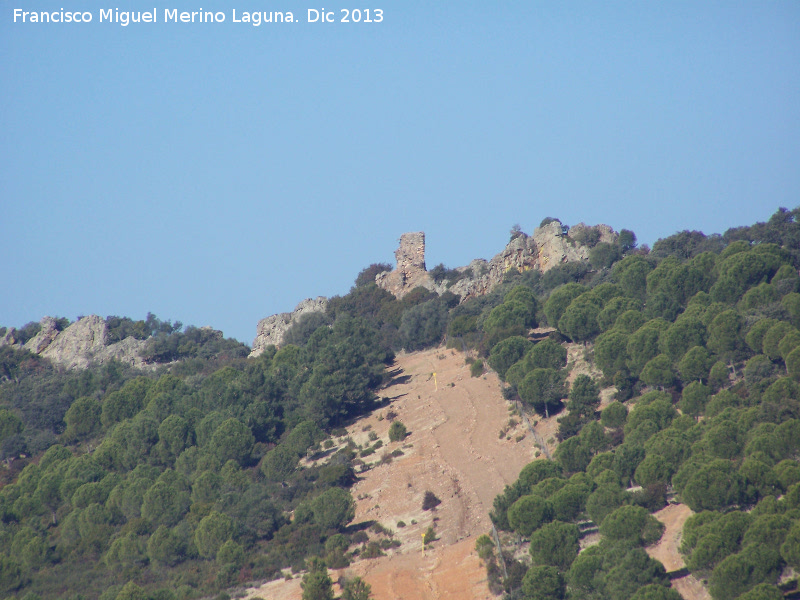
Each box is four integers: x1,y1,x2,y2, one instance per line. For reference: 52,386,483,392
38,315,147,369
375,232,435,298
22,317,61,354
249,297,328,358
375,223,618,302
530,220,588,272
448,234,540,299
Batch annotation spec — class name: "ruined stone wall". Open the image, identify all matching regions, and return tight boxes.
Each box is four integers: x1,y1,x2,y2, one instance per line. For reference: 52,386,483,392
375,232,434,298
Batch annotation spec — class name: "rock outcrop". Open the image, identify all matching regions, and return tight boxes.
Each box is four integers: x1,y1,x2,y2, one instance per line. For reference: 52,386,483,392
375,232,434,299
375,222,618,301
3,316,148,369
532,221,618,273
22,317,61,354
448,234,540,299
249,297,328,358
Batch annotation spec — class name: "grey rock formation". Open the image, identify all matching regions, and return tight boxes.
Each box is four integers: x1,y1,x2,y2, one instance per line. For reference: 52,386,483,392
249,297,328,357
22,317,61,354
18,315,149,369
375,222,618,302
447,233,540,299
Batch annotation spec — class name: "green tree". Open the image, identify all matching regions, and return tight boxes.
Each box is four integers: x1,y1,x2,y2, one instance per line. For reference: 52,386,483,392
140,470,191,527
746,319,779,354
114,582,148,600
707,310,745,361
400,299,448,351
518,368,565,418
63,397,101,441
217,539,245,567
311,487,355,531
568,375,601,418
601,402,628,429
708,553,758,600
782,292,800,327
488,336,532,380
786,346,800,381
260,444,299,481
157,415,192,461
679,382,711,418
629,584,683,600
780,520,800,569
342,576,373,600
659,318,706,361
147,525,186,566
555,436,591,473
211,418,255,465
605,547,670,600
634,455,672,487
626,320,670,376
558,294,602,341
507,494,554,537
100,377,152,428
567,544,605,598
194,511,234,559
0,409,23,445
544,283,586,328
640,355,675,389
388,420,407,442
615,310,648,334
586,484,628,526
301,558,335,600
597,297,640,332
521,565,565,600
600,505,664,546
708,361,730,391
612,255,653,300
524,338,568,371
594,330,630,378
737,584,785,600
529,521,580,570
678,345,713,383
550,483,589,522
682,460,744,512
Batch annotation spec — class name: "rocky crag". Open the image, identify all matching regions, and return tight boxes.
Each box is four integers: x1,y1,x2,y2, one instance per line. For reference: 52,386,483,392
250,222,617,352
0,315,148,369
249,297,328,358
376,221,618,300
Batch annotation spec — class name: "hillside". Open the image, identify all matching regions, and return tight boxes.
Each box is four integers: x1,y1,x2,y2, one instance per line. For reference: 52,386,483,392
245,347,534,599
2,208,800,600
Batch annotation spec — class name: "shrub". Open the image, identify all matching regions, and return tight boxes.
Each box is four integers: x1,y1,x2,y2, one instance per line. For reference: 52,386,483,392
423,527,437,545
470,359,484,378
422,491,441,511
388,421,407,442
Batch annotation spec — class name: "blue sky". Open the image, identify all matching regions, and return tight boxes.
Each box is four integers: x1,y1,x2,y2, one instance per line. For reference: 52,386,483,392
2,1,798,344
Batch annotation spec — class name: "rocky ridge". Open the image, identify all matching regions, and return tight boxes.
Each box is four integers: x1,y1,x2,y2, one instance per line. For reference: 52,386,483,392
249,297,328,358
1,315,148,369
250,222,618,352
376,221,618,300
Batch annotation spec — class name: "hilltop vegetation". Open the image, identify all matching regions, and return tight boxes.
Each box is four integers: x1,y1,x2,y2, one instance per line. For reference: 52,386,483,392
482,207,800,600
0,207,798,600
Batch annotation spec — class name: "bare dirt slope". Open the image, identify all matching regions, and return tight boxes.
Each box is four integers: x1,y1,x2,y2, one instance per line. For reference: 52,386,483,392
647,503,712,600
245,347,536,600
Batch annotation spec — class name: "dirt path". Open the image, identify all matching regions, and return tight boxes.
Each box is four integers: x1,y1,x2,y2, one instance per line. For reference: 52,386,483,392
244,348,536,600
646,503,712,600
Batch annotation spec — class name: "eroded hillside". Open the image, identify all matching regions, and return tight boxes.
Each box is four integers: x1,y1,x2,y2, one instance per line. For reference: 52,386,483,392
245,347,535,600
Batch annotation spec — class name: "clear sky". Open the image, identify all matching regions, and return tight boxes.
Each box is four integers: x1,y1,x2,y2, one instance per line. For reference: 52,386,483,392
2,1,799,345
